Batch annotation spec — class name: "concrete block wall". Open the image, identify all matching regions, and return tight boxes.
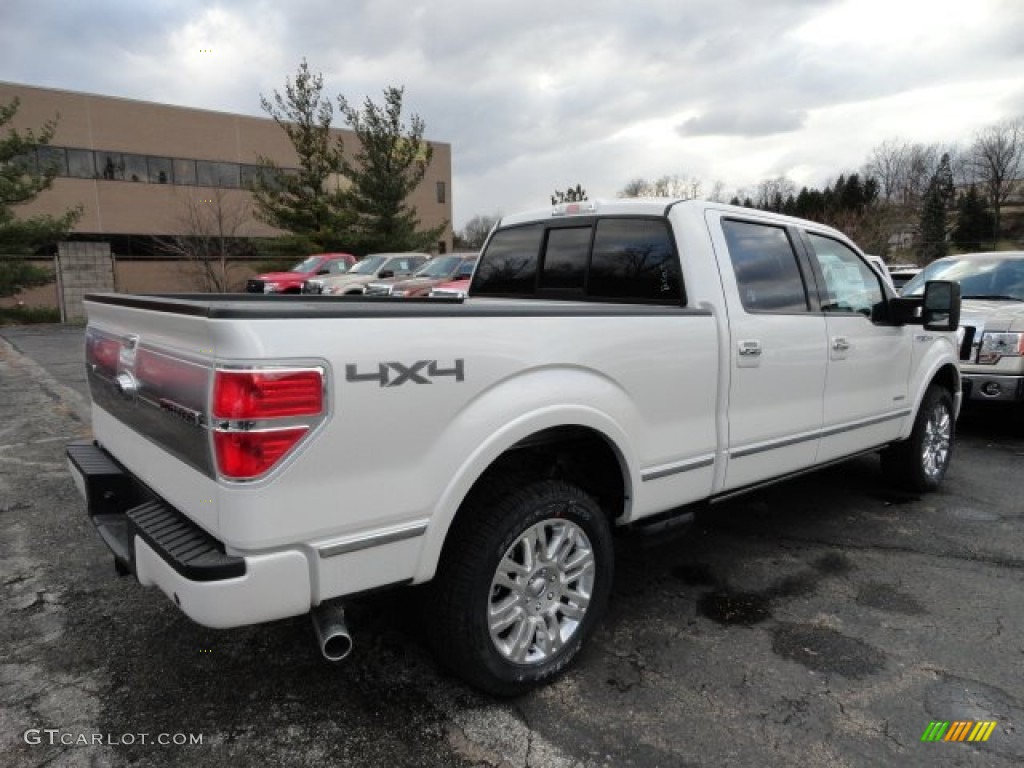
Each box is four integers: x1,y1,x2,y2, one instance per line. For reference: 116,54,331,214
56,242,115,322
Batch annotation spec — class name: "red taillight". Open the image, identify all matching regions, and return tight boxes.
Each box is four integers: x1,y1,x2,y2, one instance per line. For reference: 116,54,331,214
213,428,309,479
88,336,121,373
213,370,323,419
211,367,325,480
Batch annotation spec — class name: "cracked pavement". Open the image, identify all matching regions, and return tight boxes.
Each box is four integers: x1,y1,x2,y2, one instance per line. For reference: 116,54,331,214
1,324,1022,767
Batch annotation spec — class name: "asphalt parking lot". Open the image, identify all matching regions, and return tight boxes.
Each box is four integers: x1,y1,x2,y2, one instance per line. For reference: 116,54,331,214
2,323,1022,767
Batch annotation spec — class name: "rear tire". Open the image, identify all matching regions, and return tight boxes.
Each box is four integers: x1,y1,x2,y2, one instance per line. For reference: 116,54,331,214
426,476,613,697
881,385,954,492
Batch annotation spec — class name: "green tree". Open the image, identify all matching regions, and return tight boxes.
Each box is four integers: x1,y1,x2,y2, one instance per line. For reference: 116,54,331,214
337,86,446,254
551,184,587,205
918,153,955,263
251,59,355,255
0,97,81,296
951,185,994,251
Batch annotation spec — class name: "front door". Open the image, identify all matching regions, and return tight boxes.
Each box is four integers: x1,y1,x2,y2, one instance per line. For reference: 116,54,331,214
804,233,912,463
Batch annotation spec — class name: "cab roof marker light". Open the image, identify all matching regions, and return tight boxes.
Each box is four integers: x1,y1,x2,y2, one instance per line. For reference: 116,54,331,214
552,201,598,217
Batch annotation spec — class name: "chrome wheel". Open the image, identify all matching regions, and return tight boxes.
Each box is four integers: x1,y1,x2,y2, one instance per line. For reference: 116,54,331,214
921,401,951,480
488,516,595,665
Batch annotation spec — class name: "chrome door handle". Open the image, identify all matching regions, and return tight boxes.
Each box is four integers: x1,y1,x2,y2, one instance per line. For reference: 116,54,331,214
832,337,850,352
738,341,762,357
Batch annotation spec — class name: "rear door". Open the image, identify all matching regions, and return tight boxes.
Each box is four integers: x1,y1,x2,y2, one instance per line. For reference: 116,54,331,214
707,214,828,491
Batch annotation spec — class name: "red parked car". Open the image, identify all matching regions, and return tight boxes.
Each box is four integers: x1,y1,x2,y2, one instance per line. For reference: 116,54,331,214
246,253,356,294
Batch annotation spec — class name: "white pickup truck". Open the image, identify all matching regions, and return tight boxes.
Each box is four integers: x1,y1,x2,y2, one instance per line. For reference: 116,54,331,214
67,199,962,696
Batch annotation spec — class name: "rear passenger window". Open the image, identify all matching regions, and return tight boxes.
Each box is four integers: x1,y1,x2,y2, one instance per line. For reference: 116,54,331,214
723,220,809,312
473,224,542,295
540,227,590,293
588,219,682,303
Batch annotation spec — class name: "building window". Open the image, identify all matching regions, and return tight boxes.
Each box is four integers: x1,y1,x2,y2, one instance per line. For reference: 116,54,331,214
173,158,197,186
240,164,261,189
436,181,446,204
197,160,240,188
123,153,148,182
96,151,124,180
37,146,67,176
148,156,173,184
67,149,95,178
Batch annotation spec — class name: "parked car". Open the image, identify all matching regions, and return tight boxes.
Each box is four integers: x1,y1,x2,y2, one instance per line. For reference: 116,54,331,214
426,259,477,298
889,265,921,292
428,277,470,299
246,253,355,294
365,254,477,297
902,251,1024,426
303,253,429,295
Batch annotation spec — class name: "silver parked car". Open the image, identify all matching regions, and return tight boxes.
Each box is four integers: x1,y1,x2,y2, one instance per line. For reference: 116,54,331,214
303,253,429,295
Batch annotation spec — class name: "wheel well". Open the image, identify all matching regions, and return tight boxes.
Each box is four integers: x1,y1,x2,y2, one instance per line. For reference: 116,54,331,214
930,363,959,399
465,426,627,524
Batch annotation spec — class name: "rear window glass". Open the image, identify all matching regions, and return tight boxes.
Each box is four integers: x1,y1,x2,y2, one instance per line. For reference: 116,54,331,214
589,219,681,302
473,224,542,295
540,227,591,293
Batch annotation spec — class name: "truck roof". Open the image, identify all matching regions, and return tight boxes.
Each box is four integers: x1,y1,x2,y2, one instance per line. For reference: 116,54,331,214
497,198,850,241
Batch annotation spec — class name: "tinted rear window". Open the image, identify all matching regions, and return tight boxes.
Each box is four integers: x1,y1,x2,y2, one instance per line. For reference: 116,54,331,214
589,218,681,302
540,227,591,293
473,224,542,294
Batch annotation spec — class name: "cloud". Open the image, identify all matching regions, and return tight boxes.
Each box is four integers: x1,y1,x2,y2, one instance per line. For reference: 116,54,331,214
677,109,807,138
1,0,1020,229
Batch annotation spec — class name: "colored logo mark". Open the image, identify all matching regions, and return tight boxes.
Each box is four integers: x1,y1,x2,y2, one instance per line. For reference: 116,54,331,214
921,721,997,743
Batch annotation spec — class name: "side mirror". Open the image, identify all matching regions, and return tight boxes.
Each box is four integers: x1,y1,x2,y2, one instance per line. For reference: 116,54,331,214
922,280,961,331
316,268,330,275
378,270,394,279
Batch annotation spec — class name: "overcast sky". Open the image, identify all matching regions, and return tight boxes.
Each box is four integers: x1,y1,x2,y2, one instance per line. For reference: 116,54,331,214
2,0,1022,228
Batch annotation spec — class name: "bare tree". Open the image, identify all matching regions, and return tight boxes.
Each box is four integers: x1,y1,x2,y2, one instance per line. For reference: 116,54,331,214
753,176,796,211
902,143,941,207
865,139,909,203
618,174,702,200
458,213,500,249
159,189,254,292
706,180,728,203
966,118,1023,241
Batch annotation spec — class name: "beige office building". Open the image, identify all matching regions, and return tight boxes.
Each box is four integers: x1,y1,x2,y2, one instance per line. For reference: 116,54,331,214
0,81,453,303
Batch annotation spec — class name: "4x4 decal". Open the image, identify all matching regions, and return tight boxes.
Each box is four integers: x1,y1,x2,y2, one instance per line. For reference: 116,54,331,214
345,360,465,387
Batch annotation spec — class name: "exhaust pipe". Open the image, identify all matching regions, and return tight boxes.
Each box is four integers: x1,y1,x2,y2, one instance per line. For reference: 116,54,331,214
311,602,353,662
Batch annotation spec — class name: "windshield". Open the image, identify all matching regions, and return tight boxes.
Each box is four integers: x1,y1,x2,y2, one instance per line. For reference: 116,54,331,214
414,256,463,278
903,255,1024,301
348,255,388,275
290,255,323,273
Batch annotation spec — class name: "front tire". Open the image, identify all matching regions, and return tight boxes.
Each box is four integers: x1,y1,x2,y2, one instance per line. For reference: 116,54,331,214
881,385,954,492
427,477,613,696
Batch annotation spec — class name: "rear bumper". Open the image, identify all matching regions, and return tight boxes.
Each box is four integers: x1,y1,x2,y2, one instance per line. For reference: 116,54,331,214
961,373,1024,403
66,440,311,628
